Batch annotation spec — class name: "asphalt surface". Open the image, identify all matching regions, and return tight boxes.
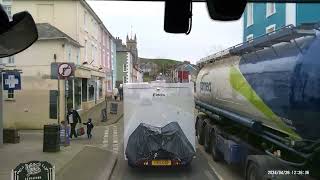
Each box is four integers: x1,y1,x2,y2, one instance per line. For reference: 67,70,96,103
109,116,244,180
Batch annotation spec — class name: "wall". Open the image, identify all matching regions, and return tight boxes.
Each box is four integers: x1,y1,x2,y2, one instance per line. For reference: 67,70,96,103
243,3,286,41
297,4,320,25
3,40,68,129
12,0,78,40
116,52,128,85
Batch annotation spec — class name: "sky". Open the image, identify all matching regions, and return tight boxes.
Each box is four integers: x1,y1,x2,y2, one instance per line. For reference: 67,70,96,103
87,1,243,64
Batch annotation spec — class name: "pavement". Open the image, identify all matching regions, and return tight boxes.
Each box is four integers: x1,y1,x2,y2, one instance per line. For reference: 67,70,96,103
0,101,124,180
80,100,123,126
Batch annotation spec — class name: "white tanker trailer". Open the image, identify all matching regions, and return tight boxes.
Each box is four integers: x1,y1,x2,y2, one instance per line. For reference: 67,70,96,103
195,23,320,180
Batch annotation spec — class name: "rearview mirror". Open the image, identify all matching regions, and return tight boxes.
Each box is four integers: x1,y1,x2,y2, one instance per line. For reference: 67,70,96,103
0,5,38,58
206,0,247,21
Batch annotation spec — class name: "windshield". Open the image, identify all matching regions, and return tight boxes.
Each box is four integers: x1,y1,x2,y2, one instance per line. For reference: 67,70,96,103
0,1,319,180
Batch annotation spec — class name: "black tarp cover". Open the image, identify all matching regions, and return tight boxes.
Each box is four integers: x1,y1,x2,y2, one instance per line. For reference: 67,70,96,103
125,121,196,164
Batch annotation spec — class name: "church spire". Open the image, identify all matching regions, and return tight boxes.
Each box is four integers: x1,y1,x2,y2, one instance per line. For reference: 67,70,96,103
134,34,137,41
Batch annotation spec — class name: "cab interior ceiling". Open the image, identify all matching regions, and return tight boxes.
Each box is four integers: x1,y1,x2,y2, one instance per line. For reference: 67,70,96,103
104,0,320,34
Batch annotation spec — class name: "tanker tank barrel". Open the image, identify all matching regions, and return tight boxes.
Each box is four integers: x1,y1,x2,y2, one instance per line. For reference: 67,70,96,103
195,100,262,131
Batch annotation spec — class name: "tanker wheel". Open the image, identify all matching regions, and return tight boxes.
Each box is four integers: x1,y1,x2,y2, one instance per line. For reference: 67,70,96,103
196,121,204,145
204,125,211,153
211,130,222,162
128,160,136,168
246,162,259,180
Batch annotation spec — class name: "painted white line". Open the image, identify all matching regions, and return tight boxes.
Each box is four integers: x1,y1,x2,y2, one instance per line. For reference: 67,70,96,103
204,170,215,180
208,163,224,180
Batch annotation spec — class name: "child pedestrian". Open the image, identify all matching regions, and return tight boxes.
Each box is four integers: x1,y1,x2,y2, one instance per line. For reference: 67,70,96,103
83,118,94,139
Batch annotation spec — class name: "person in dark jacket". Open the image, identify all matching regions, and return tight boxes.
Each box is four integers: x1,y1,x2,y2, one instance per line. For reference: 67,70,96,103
83,118,94,139
67,108,82,138
118,84,123,101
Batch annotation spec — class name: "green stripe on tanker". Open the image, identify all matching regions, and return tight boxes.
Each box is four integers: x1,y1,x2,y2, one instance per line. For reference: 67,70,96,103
229,66,301,140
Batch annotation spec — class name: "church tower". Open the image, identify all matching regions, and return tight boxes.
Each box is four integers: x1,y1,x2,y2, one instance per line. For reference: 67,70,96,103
126,34,138,64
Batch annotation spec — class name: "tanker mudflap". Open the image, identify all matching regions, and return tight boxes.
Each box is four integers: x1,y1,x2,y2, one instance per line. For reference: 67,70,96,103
125,122,195,166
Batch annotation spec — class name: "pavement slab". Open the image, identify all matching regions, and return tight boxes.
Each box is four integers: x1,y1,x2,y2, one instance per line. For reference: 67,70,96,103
0,132,84,180
56,145,118,180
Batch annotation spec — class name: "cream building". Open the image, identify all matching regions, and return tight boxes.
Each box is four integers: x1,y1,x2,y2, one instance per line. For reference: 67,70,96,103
1,0,114,129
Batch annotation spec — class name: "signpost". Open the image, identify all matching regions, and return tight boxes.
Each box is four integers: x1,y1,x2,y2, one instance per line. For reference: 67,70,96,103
12,161,55,180
56,63,74,147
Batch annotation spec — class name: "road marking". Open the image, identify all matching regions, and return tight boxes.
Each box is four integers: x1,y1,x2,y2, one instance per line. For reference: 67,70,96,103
204,170,215,180
112,125,119,153
198,146,224,180
208,163,224,180
102,126,110,148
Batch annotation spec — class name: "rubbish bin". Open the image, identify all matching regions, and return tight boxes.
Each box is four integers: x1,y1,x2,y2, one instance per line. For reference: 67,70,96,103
43,124,60,152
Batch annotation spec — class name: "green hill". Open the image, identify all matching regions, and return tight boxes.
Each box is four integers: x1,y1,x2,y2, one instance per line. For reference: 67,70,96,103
139,57,181,66
139,57,182,82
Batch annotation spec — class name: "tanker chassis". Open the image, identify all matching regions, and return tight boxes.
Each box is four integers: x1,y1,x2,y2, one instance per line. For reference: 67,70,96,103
195,23,320,180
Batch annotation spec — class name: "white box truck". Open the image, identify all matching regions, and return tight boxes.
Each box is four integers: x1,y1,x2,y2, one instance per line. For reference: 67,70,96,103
124,82,195,167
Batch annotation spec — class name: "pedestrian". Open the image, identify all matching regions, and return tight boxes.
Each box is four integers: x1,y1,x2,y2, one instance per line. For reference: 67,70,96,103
67,108,82,138
119,84,123,101
113,87,119,101
83,118,94,139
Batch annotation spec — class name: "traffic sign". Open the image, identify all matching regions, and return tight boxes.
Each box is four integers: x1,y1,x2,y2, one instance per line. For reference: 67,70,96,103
3,72,21,90
58,63,74,79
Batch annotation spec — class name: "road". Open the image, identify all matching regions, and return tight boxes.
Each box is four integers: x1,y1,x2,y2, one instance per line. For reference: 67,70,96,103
102,116,244,180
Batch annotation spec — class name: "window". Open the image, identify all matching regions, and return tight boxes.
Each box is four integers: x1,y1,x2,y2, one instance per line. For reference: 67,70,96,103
76,49,80,65
246,34,254,42
88,79,95,101
66,79,74,110
74,78,82,110
91,44,94,62
98,79,103,99
8,56,14,64
266,24,276,34
247,3,253,27
102,50,105,67
123,64,127,72
68,46,72,62
84,40,88,61
82,79,88,102
106,52,110,69
266,3,276,17
84,11,87,31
